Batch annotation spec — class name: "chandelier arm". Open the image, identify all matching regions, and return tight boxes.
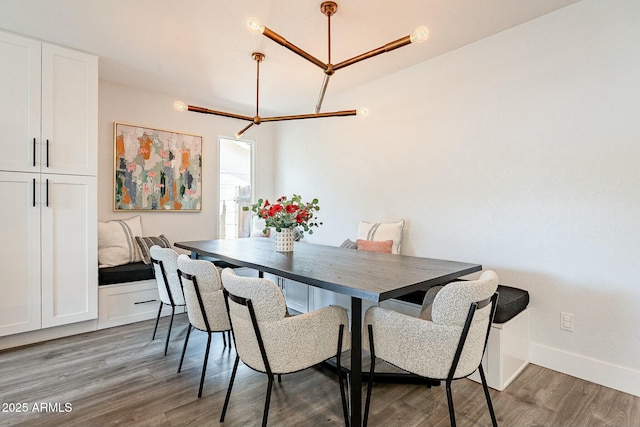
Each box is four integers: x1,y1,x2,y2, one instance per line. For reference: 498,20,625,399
261,110,356,122
187,105,253,121
333,35,412,72
262,26,327,70
235,122,255,138
314,74,332,114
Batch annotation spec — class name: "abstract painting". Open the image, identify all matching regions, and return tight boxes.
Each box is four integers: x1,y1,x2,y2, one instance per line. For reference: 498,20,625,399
114,122,203,211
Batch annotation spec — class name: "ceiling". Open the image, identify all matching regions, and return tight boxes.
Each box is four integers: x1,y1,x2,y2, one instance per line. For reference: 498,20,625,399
0,0,580,115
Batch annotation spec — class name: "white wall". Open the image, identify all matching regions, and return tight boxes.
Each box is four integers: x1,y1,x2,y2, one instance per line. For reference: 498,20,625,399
98,81,276,246
274,0,640,396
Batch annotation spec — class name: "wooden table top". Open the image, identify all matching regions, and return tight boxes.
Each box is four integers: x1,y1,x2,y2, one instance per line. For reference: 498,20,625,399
175,238,481,303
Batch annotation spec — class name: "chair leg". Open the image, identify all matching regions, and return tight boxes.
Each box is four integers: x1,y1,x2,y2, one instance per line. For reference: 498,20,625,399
278,374,282,383
177,325,192,373
220,355,240,422
164,306,176,356
151,302,163,340
478,365,498,427
363,325,376,427
262,377,274,427
222,330,227,347
197,333,213,398
445,379,457,427
336,325,350,427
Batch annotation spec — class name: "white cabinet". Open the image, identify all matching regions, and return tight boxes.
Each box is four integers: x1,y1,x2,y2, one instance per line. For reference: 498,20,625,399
0,31,97,176
41,174,97,327
0,172,41,336
41,44,97,176
0,30,98,338
0,32,41,173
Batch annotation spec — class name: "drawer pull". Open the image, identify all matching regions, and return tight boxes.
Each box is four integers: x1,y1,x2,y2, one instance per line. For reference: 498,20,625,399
134,299,157,305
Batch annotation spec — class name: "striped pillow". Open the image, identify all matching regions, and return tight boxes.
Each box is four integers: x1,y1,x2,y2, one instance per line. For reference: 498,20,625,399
340,239,358,249
98,216,143,267
357,220,405,255
135,235,171,264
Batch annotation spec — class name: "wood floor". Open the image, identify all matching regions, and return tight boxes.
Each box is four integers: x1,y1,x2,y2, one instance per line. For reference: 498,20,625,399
1,314,639,427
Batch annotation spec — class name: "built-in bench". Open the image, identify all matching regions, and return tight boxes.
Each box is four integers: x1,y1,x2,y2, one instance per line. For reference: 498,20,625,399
382,284,530,391
97,256,236,329
97,261,173,329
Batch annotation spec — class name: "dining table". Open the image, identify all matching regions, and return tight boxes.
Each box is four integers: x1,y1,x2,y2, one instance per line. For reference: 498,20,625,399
174,238,481,426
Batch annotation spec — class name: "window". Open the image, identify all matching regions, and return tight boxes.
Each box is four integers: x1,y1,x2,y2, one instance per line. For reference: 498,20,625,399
218,137,253,239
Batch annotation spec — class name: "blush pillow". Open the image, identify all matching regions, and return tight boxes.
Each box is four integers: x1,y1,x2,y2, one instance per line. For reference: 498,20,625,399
357,219,404,254
356,239,393,254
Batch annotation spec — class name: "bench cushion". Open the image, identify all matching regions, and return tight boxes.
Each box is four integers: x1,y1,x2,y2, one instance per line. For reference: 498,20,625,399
492,285,529,323
98,261,154,285
396,284,529,324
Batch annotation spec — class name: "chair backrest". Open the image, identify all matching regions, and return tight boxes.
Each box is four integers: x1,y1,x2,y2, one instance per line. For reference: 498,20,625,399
431,270,499,378
150,246,185,306
221,268,287,372
176,254,229,332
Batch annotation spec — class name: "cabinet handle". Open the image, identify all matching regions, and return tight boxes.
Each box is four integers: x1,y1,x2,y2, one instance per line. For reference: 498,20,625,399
134,299,157,305
46,179,49,207
33,138,36,167
32,178,36,207
46,139,49,168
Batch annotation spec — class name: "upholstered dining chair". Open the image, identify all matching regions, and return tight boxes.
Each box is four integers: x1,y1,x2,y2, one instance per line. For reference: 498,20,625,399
149,246,186,356
219,268,351,427
176,255,232,398
363,270,500,427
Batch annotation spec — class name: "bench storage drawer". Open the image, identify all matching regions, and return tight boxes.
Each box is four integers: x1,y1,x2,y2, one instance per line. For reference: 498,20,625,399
98,280,175,329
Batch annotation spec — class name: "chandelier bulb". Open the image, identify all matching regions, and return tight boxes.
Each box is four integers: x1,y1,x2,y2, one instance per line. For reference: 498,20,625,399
357,107,369,117
173,100,188,112
410,25,429,44
247,17,265,34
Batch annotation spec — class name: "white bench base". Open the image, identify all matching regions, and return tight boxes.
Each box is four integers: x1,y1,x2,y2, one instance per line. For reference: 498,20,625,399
469,307,530,390
98,280,183,329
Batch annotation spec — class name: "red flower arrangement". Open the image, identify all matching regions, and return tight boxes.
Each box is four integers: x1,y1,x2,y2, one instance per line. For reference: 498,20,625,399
248,194,322,238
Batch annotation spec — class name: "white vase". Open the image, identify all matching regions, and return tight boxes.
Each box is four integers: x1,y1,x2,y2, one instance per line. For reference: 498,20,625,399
275,228,295,252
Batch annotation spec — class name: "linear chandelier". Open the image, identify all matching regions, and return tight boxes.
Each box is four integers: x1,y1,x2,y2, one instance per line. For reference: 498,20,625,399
175,1,428,138
175,51,360,139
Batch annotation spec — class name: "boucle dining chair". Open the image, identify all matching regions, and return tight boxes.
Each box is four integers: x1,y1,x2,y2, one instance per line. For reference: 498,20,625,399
219,268,351,427
363,270,500,427
149,246,186,356
176,255,231,398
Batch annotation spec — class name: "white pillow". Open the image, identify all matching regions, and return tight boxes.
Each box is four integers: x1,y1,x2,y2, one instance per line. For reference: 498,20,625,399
357,219,405,255
98,216,143,267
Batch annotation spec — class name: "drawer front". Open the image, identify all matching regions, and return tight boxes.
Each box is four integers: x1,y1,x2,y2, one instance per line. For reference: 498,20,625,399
98,280,173,329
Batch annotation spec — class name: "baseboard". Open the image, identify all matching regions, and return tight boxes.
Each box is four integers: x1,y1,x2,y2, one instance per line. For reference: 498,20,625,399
530,342,640,397
0,320,98,351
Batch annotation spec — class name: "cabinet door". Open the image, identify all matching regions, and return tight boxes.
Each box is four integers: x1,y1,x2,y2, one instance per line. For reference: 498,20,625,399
0,172,41,336
282,279,309,314
41,44,98,176
0,32,41,173
41,174,97,328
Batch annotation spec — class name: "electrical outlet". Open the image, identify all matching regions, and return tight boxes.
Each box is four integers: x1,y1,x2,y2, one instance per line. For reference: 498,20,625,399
560,312,574,332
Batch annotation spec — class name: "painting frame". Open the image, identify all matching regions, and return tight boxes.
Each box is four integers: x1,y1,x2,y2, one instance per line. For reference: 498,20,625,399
113,122,203,212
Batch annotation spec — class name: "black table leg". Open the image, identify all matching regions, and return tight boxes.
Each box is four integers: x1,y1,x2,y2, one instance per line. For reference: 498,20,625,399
351,297,362,426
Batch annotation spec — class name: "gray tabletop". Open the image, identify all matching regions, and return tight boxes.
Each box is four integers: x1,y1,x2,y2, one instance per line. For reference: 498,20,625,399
174,238,481,302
